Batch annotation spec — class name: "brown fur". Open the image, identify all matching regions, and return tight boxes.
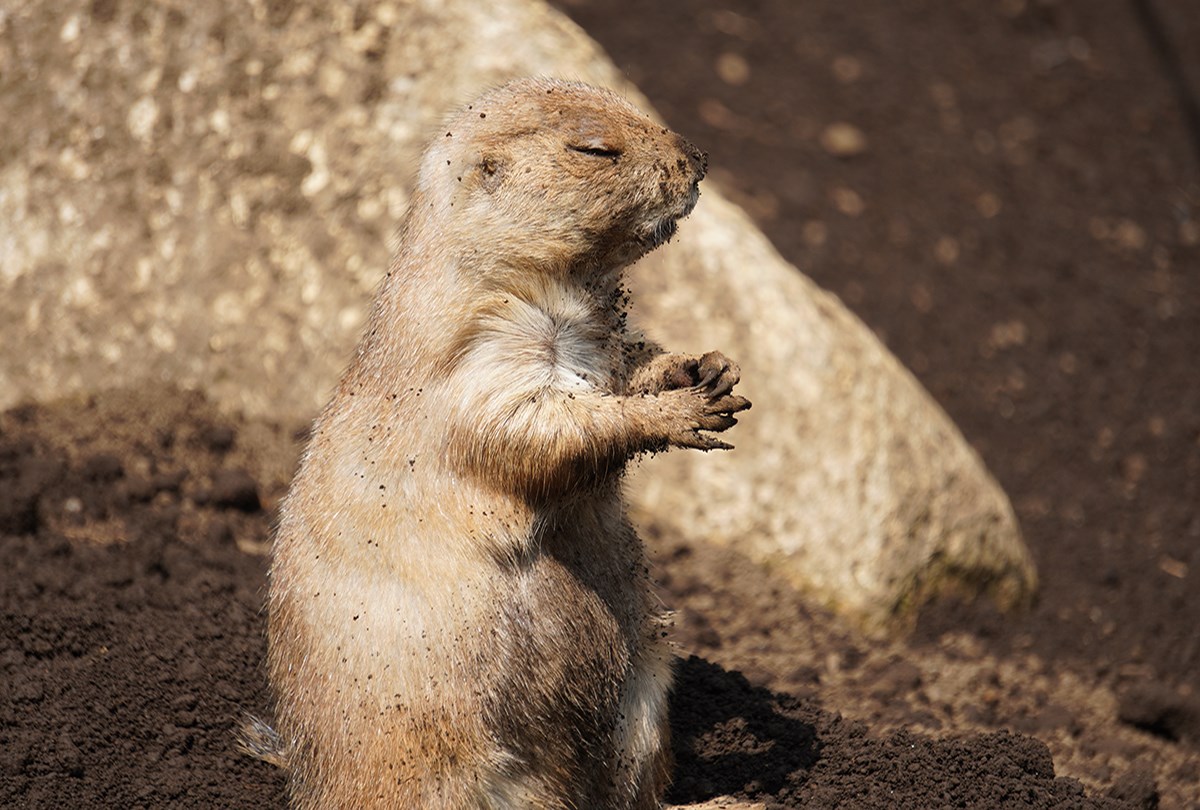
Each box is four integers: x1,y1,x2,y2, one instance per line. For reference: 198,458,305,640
257,78,749,809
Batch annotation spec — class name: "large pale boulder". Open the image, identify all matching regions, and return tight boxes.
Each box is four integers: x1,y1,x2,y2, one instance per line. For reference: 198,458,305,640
0,0,1034,627
629,199,1034,626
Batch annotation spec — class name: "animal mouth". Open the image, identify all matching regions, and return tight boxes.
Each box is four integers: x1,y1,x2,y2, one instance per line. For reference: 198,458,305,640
645,216,679,249
641,181,700,249
680,180,700,218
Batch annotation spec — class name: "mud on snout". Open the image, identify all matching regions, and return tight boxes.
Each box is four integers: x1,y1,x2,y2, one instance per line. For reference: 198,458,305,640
641,137,707,249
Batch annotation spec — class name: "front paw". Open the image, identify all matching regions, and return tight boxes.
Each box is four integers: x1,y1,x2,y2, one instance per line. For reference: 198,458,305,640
659,385,751,452
692,351,741,399
632,351,741,397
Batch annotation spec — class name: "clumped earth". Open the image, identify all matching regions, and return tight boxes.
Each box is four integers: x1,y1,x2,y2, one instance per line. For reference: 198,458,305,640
4,1,1200,808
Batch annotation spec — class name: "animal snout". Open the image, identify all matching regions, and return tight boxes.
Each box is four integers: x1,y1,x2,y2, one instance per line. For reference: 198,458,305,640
676,135,708,181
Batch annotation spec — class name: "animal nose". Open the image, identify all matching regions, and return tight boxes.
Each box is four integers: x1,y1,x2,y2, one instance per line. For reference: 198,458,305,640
677,136,708,181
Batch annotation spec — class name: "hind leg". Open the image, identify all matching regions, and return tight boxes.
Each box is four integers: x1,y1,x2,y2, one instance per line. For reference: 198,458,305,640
614,635,674,809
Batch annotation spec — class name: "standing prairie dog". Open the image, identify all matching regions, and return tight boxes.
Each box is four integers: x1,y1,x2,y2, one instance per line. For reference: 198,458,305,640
259,77,749,809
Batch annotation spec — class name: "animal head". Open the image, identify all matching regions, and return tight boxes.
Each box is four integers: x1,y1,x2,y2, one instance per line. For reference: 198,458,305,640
417,78,707,277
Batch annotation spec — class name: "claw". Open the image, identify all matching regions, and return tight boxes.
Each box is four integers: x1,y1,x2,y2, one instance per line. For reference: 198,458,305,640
704,377,735,399
675,431,733,451
696,413,737,432
698,369,720,388
694,351,741,399
696,434,734,451
707,395,751,415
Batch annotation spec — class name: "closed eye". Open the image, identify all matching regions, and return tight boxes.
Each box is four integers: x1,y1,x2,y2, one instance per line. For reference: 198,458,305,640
567,144,622,159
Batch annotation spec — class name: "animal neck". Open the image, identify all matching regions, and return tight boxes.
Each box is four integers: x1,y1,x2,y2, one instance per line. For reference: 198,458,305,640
343,211,474,389
343,202,629,392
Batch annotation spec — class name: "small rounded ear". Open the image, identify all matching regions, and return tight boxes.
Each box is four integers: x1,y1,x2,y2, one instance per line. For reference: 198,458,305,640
479,154,506,193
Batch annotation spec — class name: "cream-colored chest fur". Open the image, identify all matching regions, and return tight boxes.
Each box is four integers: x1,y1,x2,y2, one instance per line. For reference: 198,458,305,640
453,275,619,398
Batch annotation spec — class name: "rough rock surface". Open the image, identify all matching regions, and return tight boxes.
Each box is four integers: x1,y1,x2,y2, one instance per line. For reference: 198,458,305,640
629,198,1034,626
0,0,1033,626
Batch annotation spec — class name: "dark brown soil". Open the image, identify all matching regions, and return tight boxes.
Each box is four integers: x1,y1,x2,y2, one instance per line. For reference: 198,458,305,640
0,392,287,808
0,390,1151,808
669,655,1118,808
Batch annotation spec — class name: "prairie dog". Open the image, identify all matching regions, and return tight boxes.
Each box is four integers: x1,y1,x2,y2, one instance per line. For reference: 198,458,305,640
260,77,749,809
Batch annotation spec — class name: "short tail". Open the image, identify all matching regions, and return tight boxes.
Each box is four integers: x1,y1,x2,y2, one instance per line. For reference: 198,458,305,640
237,713,289,769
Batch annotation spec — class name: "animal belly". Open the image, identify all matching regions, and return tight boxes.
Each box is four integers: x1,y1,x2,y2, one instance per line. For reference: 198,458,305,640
481,559,644,793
